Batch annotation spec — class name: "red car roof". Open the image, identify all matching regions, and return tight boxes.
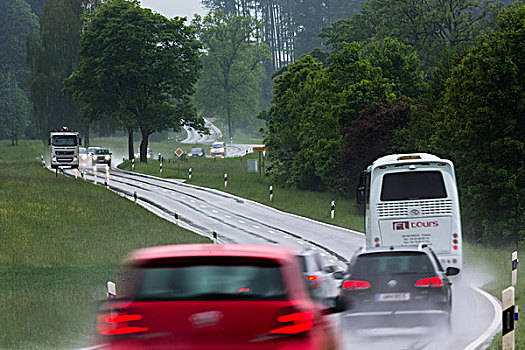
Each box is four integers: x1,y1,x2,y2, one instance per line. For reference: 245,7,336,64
126,244,297,264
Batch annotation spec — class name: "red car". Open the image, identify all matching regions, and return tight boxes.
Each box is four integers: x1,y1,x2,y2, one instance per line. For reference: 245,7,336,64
95,244,340,349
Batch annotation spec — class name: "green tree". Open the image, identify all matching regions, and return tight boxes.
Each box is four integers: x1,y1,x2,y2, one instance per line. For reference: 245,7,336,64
27,0,98,144
64,0,203,161
320,0,499,73
0,72,30,145
0,0,38,90
439,3,525,246
265,42,394,191
193,11,270,141
368,38,426,100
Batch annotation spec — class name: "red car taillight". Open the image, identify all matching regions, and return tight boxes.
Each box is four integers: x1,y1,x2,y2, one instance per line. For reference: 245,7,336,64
270,307,314,335
97,312,149,336
307,275,320,289
414,277,444,288
342,280,371,290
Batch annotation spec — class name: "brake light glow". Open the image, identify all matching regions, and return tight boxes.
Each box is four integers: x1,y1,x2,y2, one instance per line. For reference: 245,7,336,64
307,275,317,281
270,310,314,335
415,277,443,288
98,312,149,336
342,280,371,290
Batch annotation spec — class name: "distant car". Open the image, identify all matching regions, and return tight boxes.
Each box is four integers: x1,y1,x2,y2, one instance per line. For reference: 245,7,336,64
87,147,99,155
297,248,344,308
336,244,458,333
188,147,205,157
134,148,154,159
92,148,111,166
210,141,226,157
79,147,89,162
94,244,340,349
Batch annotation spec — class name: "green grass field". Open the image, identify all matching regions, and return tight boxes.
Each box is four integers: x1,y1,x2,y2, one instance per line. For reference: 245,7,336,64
0,140,209,349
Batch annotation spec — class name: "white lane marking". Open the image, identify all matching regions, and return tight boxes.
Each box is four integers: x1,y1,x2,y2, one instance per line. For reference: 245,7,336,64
464,287,502,350
238,220,245,224
253,225,260,229
297,241,304,244
180,195,185,199
321,253,326,257
225,215,231,219
268,230,275,234
212,210,219,214
200,205,206,208
163,189,168,192
283,235,290,239
190,200,195,203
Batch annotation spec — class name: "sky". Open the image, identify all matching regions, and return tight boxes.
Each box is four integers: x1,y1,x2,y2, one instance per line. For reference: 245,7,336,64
140,0,208,20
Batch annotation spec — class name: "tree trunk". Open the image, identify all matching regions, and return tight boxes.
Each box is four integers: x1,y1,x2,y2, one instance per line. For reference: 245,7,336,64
140,127,149,163
84,123,90,148
128,129,134,160
15,134,18,146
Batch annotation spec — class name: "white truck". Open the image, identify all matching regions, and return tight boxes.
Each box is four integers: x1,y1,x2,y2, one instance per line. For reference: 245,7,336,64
48,127,81,169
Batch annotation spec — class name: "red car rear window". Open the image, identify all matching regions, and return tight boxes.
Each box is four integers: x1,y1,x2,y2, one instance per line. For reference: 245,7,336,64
127,258,287,301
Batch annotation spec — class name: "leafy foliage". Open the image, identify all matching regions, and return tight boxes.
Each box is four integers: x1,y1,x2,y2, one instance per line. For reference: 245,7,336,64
320,0,502,73
395,2,525,245
193,11,270,140
64,0,203,161
339,98,419,190
0,72,30,145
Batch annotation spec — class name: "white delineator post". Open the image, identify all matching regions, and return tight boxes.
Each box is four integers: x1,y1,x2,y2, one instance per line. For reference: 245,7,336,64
189,168,192,180
224,173,228,188
270,185,273,202
160,161,163,174
132,158,135,170
512,251,518,286
502,286,515,350
134,191,137,203
41,155,45,167
107,281,116,299
213,228,218,243
174,210,179,225
331,200,335,219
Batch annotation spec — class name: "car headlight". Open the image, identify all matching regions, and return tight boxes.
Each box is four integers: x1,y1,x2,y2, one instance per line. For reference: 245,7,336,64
105,155,111,160
93,155,98,160
52,156,57,162
198,152,203,156
73,156,78,162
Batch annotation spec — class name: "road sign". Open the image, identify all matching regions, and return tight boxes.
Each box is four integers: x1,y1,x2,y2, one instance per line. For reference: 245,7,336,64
253,146,266,152
175,148,184,158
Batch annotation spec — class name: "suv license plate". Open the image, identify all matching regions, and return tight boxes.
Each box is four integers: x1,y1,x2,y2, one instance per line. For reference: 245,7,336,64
376,293,410,301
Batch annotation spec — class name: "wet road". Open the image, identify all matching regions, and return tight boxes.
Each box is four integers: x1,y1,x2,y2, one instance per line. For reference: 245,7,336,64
64,164,500,350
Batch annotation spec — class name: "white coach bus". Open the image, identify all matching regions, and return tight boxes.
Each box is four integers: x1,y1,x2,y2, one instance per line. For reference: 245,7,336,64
357,153,462,271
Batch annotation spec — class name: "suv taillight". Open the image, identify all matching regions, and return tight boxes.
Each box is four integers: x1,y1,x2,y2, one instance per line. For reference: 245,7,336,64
270,307,314,335
342,280,371,290
97,312,149,336
414,277,443,288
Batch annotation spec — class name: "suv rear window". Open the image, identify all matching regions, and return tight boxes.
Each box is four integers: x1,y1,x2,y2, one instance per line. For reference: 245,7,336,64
129,258,286,301
353,252,433,275
380,171,447,201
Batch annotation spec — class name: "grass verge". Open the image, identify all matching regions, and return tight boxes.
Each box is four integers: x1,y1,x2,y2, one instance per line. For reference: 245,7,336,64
0,140,209,349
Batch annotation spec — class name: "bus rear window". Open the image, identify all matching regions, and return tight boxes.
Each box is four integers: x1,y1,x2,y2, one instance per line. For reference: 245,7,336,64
380,171,447,201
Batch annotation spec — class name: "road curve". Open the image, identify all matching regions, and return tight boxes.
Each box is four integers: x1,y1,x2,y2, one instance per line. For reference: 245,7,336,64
64,165,501,350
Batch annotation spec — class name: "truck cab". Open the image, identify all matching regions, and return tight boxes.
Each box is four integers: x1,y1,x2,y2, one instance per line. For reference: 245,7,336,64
48,127,81,169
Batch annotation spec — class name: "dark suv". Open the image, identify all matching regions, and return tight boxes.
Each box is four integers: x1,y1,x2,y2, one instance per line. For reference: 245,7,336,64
336,244,458,333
